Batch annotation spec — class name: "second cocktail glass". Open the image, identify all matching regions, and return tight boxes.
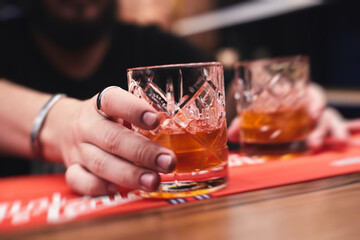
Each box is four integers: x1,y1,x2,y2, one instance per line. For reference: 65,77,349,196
235,56,316,156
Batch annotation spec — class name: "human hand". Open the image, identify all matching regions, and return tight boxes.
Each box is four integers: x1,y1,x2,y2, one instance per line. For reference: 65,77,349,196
306,108,348,151
228,83,350,151
304,84,348,150
42,87,176,196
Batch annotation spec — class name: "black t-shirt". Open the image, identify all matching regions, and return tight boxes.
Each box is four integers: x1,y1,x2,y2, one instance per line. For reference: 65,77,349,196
0,18,210,177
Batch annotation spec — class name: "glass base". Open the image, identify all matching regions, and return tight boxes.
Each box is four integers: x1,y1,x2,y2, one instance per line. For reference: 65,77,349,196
134,177,227,199
242,140,307,157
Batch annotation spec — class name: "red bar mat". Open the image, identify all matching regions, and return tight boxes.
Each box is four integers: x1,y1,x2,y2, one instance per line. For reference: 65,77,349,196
1,134,360,233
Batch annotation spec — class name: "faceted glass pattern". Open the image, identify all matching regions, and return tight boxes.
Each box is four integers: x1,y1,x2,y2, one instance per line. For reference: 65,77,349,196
127,62,228,198
235,56,314,156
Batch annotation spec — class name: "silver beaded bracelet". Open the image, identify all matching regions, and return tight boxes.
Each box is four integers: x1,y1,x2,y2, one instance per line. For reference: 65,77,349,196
30,93,66,160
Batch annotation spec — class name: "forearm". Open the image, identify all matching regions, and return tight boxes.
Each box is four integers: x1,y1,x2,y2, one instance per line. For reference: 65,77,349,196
0,79,80,162
0,79,52,158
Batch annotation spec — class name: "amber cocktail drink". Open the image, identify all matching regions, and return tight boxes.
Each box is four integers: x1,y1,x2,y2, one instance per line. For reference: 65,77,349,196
235,56,314,156
128,62,228,198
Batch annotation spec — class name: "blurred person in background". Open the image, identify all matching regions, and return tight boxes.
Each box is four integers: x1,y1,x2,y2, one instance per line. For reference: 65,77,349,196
0,0,357,196
0,0,208,195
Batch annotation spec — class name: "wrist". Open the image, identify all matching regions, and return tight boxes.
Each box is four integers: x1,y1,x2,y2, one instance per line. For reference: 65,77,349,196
31,94,66,160
40,96,81,163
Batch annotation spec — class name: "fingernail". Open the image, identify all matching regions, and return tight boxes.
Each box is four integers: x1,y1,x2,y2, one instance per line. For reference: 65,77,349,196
156,154,172,172
107,184,119,194
142,112,158,127
140,173,156,190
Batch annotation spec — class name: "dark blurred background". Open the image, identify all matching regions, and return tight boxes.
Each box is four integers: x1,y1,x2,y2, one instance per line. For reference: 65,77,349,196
219,0,359,85
1,0,359,118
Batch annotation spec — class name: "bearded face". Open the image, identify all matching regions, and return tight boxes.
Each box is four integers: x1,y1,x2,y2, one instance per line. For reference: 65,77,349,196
29,0,116,50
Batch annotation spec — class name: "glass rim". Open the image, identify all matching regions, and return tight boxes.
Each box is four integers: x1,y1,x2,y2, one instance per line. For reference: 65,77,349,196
234,55,309,68
127,61,222,72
